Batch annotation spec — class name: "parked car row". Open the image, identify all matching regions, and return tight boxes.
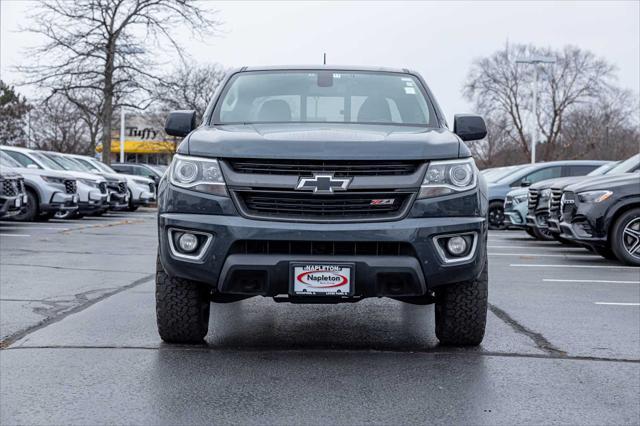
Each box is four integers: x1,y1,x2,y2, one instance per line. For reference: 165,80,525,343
499,153,640,266
0,146,159,221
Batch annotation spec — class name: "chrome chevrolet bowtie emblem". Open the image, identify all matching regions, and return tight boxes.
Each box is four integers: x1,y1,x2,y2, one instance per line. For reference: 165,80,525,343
295,174,352,193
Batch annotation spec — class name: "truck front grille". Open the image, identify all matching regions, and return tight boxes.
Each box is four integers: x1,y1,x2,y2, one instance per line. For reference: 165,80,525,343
232,189,415,222
64,179,77,194
229,240,415,256
148,182,156,194
227,159,421,177
527,189,539,213
118,182,127,193
98,182,107,194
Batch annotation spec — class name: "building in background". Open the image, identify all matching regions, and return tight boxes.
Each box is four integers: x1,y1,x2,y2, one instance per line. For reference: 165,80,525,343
96,114,176,164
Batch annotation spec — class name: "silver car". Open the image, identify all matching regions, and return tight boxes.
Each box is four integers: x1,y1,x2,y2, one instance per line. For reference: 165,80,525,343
41,152,120,216
68,154,156,211
1,146,108,219
0,163,27,219
0,150,78,221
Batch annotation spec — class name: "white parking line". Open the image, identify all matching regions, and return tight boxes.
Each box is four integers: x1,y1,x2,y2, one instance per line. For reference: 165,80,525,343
0,234,30,237
544,279,639,284
510,263,639,270
488,245,586,250
0,226,71,231
491,253,599,258
594,302,640,306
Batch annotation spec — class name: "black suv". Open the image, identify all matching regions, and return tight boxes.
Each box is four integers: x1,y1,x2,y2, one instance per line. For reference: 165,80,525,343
157,66,489,345
558,172,640,265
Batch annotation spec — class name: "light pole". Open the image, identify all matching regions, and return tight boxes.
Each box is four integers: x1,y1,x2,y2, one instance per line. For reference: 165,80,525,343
120,107,125,163
515,56,556,163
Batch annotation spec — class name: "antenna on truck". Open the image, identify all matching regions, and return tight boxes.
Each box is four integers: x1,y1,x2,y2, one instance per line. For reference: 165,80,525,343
323,53,326,65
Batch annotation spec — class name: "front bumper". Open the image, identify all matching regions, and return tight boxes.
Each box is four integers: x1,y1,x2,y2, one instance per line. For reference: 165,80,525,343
0,194,27,218
41,193,78,213
132,190,155,206
158,213,487,299
504,203,527,229
107,191,129,210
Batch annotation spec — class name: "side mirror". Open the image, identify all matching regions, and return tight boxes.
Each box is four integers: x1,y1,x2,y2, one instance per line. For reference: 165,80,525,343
520,180,532,187
165,110,196,137
453,114,487,142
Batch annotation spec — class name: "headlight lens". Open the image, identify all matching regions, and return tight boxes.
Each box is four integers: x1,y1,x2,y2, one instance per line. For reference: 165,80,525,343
78,178,99,187
419,158,477,198
577,190,613,203
169,154,227,196
513,194,528,205
41,176,65,184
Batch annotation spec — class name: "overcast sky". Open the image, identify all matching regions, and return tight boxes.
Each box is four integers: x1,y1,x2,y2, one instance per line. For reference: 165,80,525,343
1,1,639,123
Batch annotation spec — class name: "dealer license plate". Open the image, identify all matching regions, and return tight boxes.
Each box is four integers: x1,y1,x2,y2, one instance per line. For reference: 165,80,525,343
291,263,353,296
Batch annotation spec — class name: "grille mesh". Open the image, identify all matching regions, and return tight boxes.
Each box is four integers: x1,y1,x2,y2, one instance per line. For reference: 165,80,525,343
1,179,19,196
64,180,77,194
229,240,415,256
527,189,539,212
549,189,563,217
233,189,414,221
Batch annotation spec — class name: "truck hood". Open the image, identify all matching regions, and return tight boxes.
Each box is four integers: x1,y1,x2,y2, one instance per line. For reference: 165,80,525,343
183,123,464,160
120,173,154,184
532,175,589,191
565,173,640,193
8,166,77,180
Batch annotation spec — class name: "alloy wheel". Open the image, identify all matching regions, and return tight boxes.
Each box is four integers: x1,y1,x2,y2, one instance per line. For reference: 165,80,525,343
622,218,640,260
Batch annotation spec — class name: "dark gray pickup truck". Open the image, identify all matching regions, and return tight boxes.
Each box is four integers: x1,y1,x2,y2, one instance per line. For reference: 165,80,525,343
156,66,489,346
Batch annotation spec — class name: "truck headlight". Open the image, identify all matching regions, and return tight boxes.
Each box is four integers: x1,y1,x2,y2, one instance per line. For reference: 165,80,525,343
512,194,528,205
577,190,613,203
41,176,65,184
419,158,477,198
169,154,227,196
78,178,99,188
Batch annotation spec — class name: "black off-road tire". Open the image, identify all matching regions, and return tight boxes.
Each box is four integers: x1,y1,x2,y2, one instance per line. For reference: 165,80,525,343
531,225,555,241
525,228,536,238
13,189,39,222
156,256,210,343
488,201,506,230
127,191,139,212
610,208,640,266
435,257,488,346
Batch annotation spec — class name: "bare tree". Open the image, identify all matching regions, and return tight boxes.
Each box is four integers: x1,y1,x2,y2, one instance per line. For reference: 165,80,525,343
152,62,228,121
463,44,617,162
19,0,221,164
29,95,93,154
0,81,32,146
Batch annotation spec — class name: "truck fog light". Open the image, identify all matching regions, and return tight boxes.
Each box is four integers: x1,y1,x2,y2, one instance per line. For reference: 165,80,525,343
178,233,199,253
446,236,467,256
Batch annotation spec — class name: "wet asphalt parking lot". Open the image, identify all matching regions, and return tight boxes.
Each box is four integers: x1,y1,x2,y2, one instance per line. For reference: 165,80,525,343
0,210,639,425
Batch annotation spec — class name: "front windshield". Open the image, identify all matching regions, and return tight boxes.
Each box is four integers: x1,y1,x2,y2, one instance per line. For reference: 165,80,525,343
214,71,436,126
31,152,65,171
588,162,618,176
149,164,167,173
607,153,640,175
89,158,116,173
0,151,21,169
45,153,85,172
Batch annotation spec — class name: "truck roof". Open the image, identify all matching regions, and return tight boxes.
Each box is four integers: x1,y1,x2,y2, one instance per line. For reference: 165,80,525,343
237,65,416,74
